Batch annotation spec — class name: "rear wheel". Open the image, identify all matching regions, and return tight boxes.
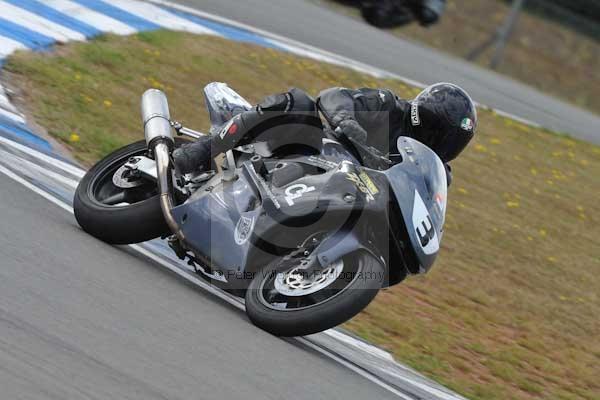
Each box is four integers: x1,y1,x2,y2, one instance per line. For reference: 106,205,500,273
74,139,188,244
245,251,384,336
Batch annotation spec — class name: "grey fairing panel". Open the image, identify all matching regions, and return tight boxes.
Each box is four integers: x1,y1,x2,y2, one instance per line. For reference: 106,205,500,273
170,159,368,277
170,171,261,274
385,137,446,272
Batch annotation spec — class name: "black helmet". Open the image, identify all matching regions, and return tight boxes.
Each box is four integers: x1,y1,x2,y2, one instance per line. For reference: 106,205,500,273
408,83,477,162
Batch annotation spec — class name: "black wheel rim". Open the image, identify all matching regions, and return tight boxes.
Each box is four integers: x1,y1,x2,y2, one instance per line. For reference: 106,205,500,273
88,148,158,208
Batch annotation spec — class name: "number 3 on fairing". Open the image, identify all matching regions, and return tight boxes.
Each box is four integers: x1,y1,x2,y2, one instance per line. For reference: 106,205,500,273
412,190,440,255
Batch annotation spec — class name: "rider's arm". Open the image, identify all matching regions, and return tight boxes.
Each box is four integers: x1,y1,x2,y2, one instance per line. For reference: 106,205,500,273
317,87,397,142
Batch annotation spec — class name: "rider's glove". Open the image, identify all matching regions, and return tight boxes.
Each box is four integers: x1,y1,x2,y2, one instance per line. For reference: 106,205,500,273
336,119,368,145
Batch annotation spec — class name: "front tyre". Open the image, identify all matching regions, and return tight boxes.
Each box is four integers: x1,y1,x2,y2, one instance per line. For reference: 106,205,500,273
74,139,187,244
245,252,384,337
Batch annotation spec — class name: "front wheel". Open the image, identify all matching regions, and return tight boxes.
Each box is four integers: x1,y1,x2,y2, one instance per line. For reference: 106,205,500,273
74,139,188,244
245,252,384,336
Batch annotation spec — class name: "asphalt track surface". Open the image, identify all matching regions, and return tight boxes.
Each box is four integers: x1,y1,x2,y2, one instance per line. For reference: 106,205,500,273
0,173,404,400
172,0,600,144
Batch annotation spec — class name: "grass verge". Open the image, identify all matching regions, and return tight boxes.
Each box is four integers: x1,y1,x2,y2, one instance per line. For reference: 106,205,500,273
5,31,599,400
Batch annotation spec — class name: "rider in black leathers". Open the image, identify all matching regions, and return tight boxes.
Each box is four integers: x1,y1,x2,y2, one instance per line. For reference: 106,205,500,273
337,0,446,28
173,83,477,186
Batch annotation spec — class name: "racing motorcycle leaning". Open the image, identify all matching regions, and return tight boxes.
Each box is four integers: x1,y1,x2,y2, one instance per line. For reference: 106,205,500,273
74,83,448,337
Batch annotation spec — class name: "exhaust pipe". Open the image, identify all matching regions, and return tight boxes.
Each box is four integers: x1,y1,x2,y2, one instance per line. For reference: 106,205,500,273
141,88,174,147
140,89,185,241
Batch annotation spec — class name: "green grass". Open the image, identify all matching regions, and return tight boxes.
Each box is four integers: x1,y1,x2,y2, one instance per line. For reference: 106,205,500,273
5,31,600,400
312,0,600,115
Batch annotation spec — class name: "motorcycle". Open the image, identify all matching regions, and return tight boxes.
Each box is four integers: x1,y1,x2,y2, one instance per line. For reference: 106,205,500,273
74,83,448,337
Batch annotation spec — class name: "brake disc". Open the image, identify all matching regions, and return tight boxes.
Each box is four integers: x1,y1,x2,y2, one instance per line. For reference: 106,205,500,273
112,164,146,188
274,259,344,297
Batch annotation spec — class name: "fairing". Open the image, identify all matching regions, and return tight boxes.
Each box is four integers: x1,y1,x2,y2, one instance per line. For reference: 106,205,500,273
385,137,447,272
203,82,252,134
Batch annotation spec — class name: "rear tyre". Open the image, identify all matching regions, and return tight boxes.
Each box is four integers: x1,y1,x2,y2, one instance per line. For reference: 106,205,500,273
74,139,187,244
245,252,384,337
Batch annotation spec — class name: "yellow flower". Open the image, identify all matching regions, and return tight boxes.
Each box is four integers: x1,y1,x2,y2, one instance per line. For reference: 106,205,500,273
103,100,112,108
506,201,520,208
576,205,584,212
527,236,533,241
458,187,468,194
579,213,586,220
539,229,547,237
75,74,82,81
474,144,487,152
548,256,557,263
490,138,501,145
69,133,80,143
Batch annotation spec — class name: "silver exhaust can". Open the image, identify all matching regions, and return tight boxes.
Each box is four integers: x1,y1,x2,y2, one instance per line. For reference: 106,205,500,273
141,89,174,147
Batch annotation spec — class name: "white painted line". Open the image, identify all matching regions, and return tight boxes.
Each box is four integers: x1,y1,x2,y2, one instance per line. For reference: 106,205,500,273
0,148,79,188
492,108,542,128
45,0,138,36
0,135,85,178
383,369,469,400
0,107,26,125
109,0,221,36
0,35,28,58
296,337,414,400
323,329,395,362
0,163,74,213
0,0,86,42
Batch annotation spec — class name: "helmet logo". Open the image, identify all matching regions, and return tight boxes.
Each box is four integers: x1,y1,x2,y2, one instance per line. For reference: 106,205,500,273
460,117,474,132
410,100,420,126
